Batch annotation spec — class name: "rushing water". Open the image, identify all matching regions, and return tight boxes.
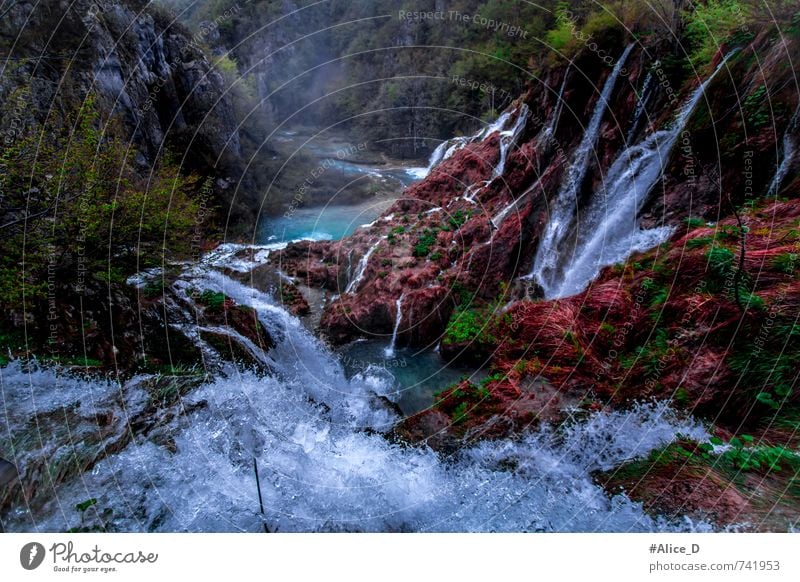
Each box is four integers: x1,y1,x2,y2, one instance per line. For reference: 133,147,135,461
539,66,570,147
530,52,733,299
627,71,656,143
767,105,799,197
1,244,716,533
384,294,405,358
528,45,634,292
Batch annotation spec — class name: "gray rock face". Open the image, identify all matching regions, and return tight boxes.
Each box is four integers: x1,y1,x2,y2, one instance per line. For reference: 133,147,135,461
0,0,241,170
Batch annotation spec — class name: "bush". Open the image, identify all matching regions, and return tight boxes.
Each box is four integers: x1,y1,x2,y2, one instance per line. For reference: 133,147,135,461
413,229,437,257
683,0,752,68
706,245,735,277
0,96,205,312
772,253,798,275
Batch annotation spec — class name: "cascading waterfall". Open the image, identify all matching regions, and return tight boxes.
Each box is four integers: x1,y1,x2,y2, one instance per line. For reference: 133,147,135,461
766,105,799,196
384,294,405,358
536,54,735,299
627,71,656,142
345,237,385,294
425,105,528,180
539,66,571,146
454,105,530,207
527,44,634,290
425,136,472,174
491,104,529,181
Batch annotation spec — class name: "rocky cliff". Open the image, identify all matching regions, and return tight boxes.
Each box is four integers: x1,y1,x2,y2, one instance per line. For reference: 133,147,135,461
275,33,798,350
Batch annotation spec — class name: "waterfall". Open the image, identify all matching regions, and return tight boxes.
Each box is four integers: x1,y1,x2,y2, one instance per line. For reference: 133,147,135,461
425,136,471,174
384,294,405,358
527,44,634,290
491,176,542,229
627,71,655,142
425,105,528,178
537,53,735,299
345,237,384,294
539,66,571,145
766,105,799,196
491,104,529,180
451,105,530,206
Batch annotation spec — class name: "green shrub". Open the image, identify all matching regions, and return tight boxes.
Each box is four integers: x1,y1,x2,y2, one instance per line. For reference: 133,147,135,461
443,308,484,344
743,84,769,129
447,210,468,230
706,245,735,276
199,290,226,311
687,236,714,249
413,229,437,257
684,217,707,228
718,436,800,473
0,96,203,312
772,253,798,275
683,0,753,68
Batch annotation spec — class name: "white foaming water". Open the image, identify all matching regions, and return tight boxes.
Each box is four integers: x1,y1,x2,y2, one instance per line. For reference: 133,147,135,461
627,71,656,142
405,167,429,181
452,105,530,206
767,105,799,197
1,242,715,532
540,54,735,299
345,237,384,294
2,351,712,532
384,294,405,358
528,45,634,291
491,104,529,181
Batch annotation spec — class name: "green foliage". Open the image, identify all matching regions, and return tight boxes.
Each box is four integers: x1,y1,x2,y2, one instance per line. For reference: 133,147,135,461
772,253,798,275
673,387,691,405
68,497,112,533
684,217,707,228
447,210,467,231
729,320,800,409
429,251,442,261
687,236,714,249
683,0,752,68
199,290,226,311
451,402,470,424
706,245,735,277
642,277,670,307
41,355,103,367
0,96,204,313
443,307,491,345
413,229,437,257
718,436,800,473
75,498,98,513
743,84,769,129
